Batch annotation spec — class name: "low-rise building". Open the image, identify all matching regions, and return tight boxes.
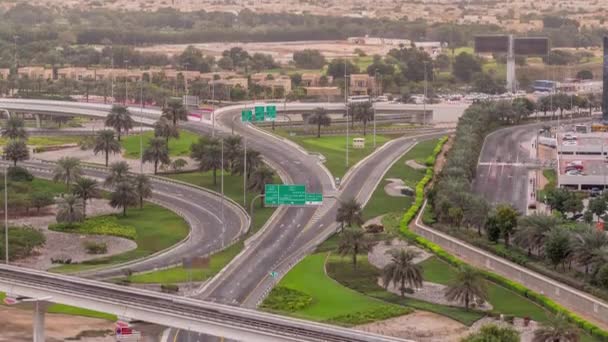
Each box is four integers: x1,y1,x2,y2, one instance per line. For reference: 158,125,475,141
349,74,376,95
17,66,52,80
258,76,292,95
0,69,10,80
304,87,341,97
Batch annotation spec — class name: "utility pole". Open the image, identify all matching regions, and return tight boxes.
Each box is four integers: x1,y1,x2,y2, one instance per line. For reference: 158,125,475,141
211,82,216,137
221,138,225,247
423,61,428,125
124,59,129,105
12,35,18,96
373,69,378,148
111,43,114,103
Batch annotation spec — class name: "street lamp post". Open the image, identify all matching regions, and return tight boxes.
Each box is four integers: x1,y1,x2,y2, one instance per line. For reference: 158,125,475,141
344,60,349,168
221,138,225,247
423,61,428,126
139,81,144,174
211,82,216,137
4,169,8,264
373,69,379,148
124,59,129,105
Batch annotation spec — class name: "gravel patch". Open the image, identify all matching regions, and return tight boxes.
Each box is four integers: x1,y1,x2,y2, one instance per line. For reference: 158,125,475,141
406,159,427,170
11,199,137,270
368,239,431,269
383,178,412,197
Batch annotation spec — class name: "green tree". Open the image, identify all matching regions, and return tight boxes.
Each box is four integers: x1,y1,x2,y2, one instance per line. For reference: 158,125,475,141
576,69,593,80
56,194,84,224
105,161,130,188
2,117,27,140
154,117,179,145
232,148,262,177
444,266,487,310
381,249,423,296
533,313,580,342
133,174,152,209
53,157,82,191
326,58,359,80
336,198,364,231
305,107,332,138
544,227,572,269
110,181,137,217
571,228,608,274
453,52,481,82
293,49,326,69
596,264,608,289
30,191,54,214
515,214,558,256
143,137,170,175
190,137,222,185
462,324,520,342
472,72,506,95
495,204,518,248
337,228,375,270
247,165,275,208
93,129,121,167
352,101,374,135
588,196,606,222
224,135,242,172
162,99,188,127
4,140,29,166
105,104,134,141
72,177,100,218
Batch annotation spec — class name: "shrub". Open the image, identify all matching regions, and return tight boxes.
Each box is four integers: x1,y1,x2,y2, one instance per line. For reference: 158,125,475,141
0,226,45,260
261,286,313,312
160,283,179,294
30,191,55,213
596,265,608,289
364,224,384,233
51,256,72,264
324,306,413,327
7,166,33,182
49,216,137,240
83,241,108,254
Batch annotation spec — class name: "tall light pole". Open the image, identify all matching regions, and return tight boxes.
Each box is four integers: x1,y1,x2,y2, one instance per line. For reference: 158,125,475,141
110,43,115,103
139,80,144,174
344,60,349,168
373,69,379,148
124,59,129,105
423,61,428,125
243,138,247,207
220,138,225,247
211,82,216,137
4,169,8,264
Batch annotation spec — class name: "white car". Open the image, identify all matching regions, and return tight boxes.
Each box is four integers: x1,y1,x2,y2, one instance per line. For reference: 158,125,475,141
563,140,577,146
566,170,582,176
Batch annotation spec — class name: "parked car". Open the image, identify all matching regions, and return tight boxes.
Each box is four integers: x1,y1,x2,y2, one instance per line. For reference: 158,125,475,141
564,133,577,140
591,187,602,197
566,170,582,176
565,164,583,171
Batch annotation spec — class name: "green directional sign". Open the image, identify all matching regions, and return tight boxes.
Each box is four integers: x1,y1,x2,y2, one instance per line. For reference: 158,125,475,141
266,105,277,121
254,106,265,122
241,109,253,122
305,193,323,205
265,184,306,206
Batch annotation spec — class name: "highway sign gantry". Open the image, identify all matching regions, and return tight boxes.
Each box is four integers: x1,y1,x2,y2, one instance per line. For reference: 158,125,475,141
254,106,265,122
265,184,323,206
241,105,277,122
241,109,253,122
266,105,277,121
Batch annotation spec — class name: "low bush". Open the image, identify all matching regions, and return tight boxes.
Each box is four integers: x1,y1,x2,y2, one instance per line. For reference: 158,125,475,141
51,256,72,264
83,241,108,255
160,283,179,294
7,166,33,182
50,216,137,240
364,224,384,233
324,306,412,327
261,286,313,312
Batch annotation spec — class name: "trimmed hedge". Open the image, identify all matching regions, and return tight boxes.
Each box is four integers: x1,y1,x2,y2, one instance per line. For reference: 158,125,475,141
399,139,608,341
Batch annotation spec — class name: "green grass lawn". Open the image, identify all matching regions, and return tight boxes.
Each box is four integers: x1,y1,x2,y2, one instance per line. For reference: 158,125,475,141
419,256,548,322
364,139,438,220
127,241,243,284
263,253,410,325
121,130,199,159
274,130,391,179
0,292,115,321
0,136,85,147
51,203,189,273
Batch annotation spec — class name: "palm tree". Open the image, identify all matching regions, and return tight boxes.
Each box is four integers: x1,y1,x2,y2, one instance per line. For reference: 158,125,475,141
143,137,170,174
162,99,188,127
4,139,29,166
56,194,84,224
382,249,423,296
190,137,222,185
72,177,100,218
514,214,558,256
110,181,138,217
352,101,374,135
2,117,27,139
444,266,487,310
306,107,332,138
533,313,580,342
105,104,134,141
105,161,130,188
224,135,242,171
93,129,122,167
336,198,364,232
53,157,82,191
337,228,375,270
133,174,152,209
571,228,608,275
154,117,179,145
247,165,275,208
232,148,262,177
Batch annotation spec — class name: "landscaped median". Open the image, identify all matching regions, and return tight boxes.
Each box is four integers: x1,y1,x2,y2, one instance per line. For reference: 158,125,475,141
399,140,608,341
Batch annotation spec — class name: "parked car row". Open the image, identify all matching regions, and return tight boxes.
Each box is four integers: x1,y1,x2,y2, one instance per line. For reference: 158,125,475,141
565,161,584,176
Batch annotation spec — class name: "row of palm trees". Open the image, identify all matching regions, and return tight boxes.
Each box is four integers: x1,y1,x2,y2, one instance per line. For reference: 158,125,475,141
53,157,151,218
303,102,375,139
2,117,30,166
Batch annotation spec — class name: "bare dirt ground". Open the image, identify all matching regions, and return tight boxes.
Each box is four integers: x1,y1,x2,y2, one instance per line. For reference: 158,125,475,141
0,306,114,342
405,159,426,170
356,311,538,342
11,199,137,270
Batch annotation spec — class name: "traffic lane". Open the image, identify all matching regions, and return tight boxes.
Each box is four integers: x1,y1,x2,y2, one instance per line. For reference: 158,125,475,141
473,163,528,213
